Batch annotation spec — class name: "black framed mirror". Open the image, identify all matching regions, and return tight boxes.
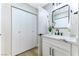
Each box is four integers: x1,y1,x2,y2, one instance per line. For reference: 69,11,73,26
52,4,70,28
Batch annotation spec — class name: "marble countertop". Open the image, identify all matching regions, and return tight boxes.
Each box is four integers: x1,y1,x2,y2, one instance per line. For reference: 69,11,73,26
42,34,79,45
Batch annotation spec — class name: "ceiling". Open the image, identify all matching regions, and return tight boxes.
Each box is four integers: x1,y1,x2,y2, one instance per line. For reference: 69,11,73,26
28,3,48,9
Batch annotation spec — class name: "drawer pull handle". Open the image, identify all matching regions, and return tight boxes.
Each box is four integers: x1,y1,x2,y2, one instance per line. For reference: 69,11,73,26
52,49,54,56
49,48,51,55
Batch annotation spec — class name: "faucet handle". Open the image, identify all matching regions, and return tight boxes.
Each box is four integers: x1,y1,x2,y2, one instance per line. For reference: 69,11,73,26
60,32,63,36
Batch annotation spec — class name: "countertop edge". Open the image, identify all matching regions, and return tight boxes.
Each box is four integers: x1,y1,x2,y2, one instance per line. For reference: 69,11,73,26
42,34,79,46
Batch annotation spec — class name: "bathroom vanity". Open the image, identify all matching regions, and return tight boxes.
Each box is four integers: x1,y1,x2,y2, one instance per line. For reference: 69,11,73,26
41,3,79,56
42,34,79,56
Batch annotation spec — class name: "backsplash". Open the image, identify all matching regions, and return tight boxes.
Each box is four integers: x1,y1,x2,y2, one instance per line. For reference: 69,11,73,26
58,29,70,36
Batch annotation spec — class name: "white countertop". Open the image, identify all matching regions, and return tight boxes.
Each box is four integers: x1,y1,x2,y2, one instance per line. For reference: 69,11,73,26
42,34,79,45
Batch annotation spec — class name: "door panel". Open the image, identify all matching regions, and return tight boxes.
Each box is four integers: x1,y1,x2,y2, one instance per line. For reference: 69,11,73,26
0,4,1,55
12,7,37,55
50,45,71,56
42,38,71,56
31,15,37,47
42,43,51,56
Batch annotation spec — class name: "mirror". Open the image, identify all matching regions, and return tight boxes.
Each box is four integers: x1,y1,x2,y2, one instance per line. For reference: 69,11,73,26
52,5,70,28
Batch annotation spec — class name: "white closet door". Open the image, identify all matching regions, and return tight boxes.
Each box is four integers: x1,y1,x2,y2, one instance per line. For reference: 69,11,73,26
0,4,1,55
31,15,37,47
12,7,37,55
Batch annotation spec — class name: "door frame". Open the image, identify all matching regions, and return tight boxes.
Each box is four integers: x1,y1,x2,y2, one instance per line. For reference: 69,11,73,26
11,5,38,55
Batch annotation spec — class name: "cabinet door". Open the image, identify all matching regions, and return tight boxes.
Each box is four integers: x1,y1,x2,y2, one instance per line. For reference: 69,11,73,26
48,42,71,56
12,8,22,55
42,38,71,56
53,48,70,56
42,43,51,56
42,44,70,56
72,44,79,56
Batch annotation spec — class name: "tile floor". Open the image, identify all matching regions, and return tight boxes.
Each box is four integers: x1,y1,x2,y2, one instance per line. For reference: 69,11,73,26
16,47,38,56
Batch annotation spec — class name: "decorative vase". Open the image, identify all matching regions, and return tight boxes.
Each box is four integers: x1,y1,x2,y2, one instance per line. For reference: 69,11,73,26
49,31,53,35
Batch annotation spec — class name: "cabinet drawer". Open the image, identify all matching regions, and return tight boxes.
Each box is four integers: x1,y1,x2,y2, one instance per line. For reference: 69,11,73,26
42,37,71,52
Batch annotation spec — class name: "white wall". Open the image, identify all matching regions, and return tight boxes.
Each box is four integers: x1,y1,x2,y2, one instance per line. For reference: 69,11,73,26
38,7,49,56
38,7,49,34
1,3,38,56
43,3,54,13
12,3,38,15
43,3,60,13
70,13,78,37
1,3,12,55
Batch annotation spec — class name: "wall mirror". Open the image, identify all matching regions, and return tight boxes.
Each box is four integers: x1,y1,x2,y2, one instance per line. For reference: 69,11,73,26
52,5,70,28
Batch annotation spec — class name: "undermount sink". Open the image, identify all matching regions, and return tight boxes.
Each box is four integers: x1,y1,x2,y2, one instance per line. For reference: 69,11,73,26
42,34,77,43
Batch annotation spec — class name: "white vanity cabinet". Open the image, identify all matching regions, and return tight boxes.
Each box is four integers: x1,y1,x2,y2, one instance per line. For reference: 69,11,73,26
42,42,51,56
42,36,72,56
71,44,79,56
